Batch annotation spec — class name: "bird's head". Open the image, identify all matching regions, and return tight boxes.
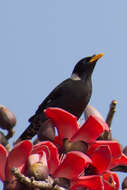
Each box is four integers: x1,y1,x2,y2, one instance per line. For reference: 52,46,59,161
72,53,104,80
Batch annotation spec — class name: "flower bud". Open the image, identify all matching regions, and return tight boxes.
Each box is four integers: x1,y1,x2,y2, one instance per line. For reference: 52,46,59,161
37,120,55,141
26,153,49,180
0,105,16,130
63,139,88,154
84,105,104,121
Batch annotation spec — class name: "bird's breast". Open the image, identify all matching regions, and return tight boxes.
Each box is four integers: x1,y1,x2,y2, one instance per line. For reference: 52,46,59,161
60,79,92,118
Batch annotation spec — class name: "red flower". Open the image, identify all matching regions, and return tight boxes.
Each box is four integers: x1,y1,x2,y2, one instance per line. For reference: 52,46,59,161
0,140,32,182
69,141,122,189
0,139,119,189
0,141,92,186
31,142,92,181
44,107,109,145
44,107,127,189
0,107,127,190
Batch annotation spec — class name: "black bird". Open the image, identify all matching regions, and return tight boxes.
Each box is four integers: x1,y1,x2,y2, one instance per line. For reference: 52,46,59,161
15,53,104,143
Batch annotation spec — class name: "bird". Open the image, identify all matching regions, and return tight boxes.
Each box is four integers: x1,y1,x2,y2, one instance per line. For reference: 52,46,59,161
15,53,104,144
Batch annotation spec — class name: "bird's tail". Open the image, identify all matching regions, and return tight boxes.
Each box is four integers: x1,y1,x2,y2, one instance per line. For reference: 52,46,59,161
14,123,38,144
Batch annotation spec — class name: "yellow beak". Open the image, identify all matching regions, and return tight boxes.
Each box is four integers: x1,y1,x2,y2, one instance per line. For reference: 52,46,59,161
89,53,104,63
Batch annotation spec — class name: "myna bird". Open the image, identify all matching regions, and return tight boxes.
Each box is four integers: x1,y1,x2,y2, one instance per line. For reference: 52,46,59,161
15,53,104,143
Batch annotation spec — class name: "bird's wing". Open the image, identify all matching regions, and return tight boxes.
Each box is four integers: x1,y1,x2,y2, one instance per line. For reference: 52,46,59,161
29,78,71,121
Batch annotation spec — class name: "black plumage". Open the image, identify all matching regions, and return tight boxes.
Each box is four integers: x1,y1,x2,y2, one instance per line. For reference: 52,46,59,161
15,53,104,143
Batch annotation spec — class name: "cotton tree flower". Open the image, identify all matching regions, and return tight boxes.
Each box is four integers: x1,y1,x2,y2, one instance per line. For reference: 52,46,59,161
0,140,92,189
0,107,127,189
0,139,122,190
44,107,127,189
44,107,109,141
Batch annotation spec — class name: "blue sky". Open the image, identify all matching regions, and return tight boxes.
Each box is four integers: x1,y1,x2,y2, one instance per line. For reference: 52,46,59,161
0,0,127,188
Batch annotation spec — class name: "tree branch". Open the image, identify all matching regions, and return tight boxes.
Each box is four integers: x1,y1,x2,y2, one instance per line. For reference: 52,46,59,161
106,100,117,128
11,168,66,190
102,100,117,140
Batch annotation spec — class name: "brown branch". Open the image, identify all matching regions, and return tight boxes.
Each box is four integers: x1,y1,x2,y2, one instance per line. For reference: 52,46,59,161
106,100,118,128
102,100,117,140
11,168,52,189
11,168,65,190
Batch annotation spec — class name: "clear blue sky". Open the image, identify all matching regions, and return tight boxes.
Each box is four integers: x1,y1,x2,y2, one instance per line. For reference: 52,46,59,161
0,0,127,188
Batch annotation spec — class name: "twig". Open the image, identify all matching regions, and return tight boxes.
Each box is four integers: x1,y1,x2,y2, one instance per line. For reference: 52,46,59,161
11,168,66,190
102,100,117,140
106,100,117,128
11,168,52,189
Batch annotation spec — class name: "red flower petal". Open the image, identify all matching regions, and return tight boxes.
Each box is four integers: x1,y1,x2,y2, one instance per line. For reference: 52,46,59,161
85,105,109,131
0,144,8,181
95,116,109,131
88,141,122,159
32,141,60,174
44,107,79,139
53,151,92,179
53,136,63,148
70,175,104,190
110,172,119,190
110,153,127,169
89,145,111,174
70,115,105,143
32,142,50,157
103,172,119,190
5,140,32,181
